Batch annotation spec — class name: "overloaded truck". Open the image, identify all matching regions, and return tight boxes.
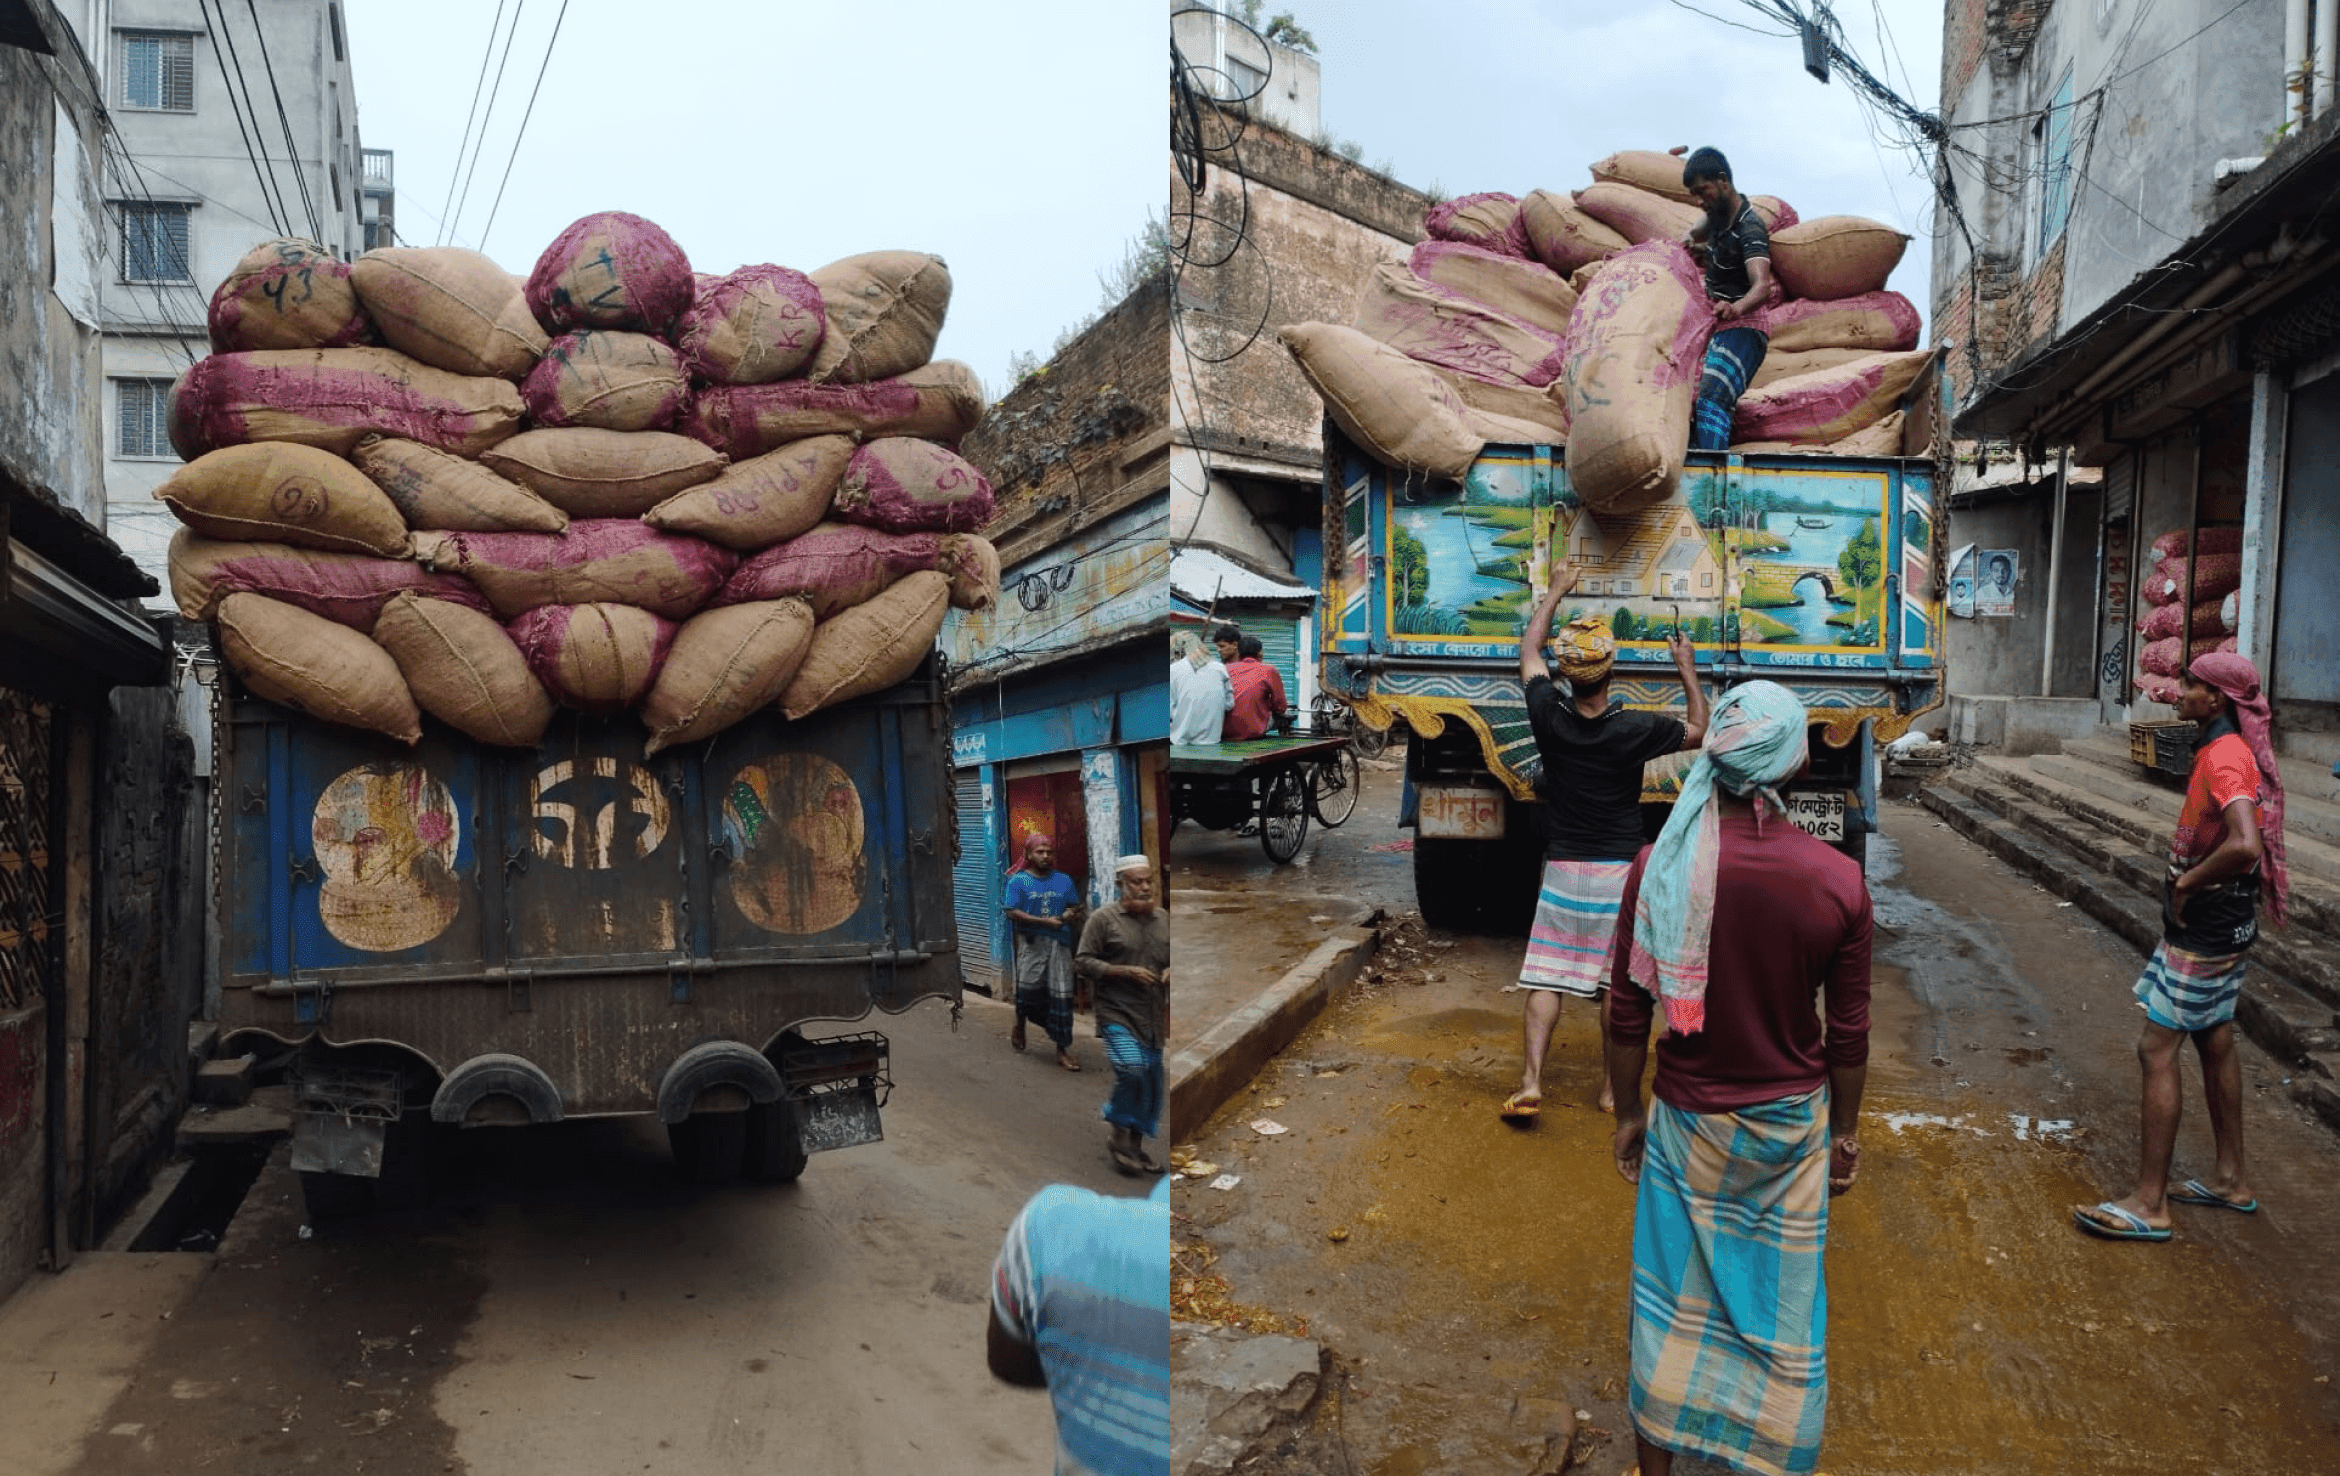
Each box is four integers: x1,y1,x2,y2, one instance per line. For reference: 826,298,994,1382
214,656,961,1212
1318,421,1946,931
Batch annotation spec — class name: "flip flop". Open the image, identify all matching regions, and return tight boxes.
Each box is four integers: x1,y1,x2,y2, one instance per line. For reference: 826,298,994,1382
2072,1201,2172,1242
2170,1179,2259,1213
1500,1091,1542,1121
1057,1054,1083,1073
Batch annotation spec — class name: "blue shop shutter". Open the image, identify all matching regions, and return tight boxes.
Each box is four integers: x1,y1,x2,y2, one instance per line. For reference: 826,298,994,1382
1251,618,1302,711
951,770,1000,989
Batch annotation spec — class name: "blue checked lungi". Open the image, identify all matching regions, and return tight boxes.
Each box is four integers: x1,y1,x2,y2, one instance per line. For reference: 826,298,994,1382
2133,939,2250,1032
1691,325,1769,451
1100,1024,1164,1140
1015,932,1078,1051
1631,1087,1830,1476
1519,858,1634,997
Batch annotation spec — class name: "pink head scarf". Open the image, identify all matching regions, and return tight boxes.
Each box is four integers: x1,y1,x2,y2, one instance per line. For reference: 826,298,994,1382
2187,652,2288,929
1006,830,1055,880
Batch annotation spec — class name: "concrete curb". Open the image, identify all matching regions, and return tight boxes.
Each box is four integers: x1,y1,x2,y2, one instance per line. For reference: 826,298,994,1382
1167,924,1381,1145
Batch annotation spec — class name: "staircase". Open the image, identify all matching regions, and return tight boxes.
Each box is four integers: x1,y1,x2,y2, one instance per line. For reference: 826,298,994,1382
1919,729,2340,1134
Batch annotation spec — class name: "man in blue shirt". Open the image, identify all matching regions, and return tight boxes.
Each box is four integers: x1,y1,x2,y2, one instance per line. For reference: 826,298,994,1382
1005,833,1085,1071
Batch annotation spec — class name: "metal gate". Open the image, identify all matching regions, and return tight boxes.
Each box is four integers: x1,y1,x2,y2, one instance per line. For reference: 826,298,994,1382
950,770,1000,990
0,692,52,1012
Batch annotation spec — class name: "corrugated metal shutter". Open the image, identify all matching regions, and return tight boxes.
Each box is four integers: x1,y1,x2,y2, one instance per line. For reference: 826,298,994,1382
1250,618,1302,712
951,771,999,989
2103,453,2133,520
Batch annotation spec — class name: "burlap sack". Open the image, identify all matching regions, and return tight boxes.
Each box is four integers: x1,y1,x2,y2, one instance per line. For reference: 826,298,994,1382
1588,151,1697,203
507,602,678,712
215,592,421,743
640,599,818,755
480,429,726,518
168,347,525,460
156,443,410,555
1729,350,1932,446
2140,635,2231,678
412,520,737,620
1423,193,1531,258
681,361,986,460
1750,195,1799,232
2137,596,2233,641
170,527,490,631
1767,216,1910,300
1279,322,1483,481
1752,291,1922,353
717,522,956,619
832,438,996,534
1425,365,1570,442
520,330,689,432
349,435,569,533
1520,189,1630,276
1575,182,1702,247
526,212,696,334
778,570,949,721
1461,407,1566,447
1559,243,1713,514
372,590,555,747
1746,345,1880,392
940,533,1000,611
2142,554,2243,605
675,264,826,384
207,238,372,353
2148,526,2245,562
1408,242,1578,337
349,247,548,380
642,434,852,552
1349,263,1567,389
805,252,951,384
1730,410,1907,457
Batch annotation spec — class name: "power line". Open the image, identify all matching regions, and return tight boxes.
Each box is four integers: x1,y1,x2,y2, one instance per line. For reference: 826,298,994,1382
448,0,530,250
193,0,288,237
243,0,324,242
437,0,509,247
478,0,571,260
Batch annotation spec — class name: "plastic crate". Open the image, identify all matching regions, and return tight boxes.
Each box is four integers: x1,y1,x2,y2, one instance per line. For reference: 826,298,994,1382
2153,723,2198,775
2129,720,2192,769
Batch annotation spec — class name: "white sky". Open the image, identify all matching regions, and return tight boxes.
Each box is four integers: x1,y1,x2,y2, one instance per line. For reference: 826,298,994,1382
1299,0,1946,328
343,0,1157,399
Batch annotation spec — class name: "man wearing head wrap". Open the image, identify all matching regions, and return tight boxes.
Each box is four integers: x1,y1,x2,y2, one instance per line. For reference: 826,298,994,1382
1004,833,1085,1072
1678,145,1776,452
1077,855,1170,1176
1604,681,1872,1476
1502,565,1708,1121
2074,652,2287,1241
1170,631,1234,746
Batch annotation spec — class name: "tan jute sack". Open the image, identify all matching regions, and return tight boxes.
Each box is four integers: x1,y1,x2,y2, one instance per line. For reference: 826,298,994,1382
1731,411,1908,457
1575,182,1702,247
642,434,853,551
215,592,422,744
1348,264,1567,388
1461,407,1567,448
1409,242,1579,337
520,329,689,432
1560,244,1710,515
1520,189,1630,276
641,598,818,755
1425,365,1570,442
940,533,1000,611
1766,217,1910,300
349,435,569,533
372,590,555,748
508,602,678,712
1746,346,1882,392
1588,150,1698,203
481,429,727,518
207,238,371,353
779,571,949,721
1278,322,1483,481
157,442,411,555
350,246,548,380
805,252,951,385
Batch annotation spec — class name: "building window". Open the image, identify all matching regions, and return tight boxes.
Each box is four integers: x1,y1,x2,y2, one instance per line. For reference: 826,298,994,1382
1615,578,1636,595
2034,71,2075,255
115,379,175,459
1222,53,1265,102
120,203,192,282
120,32,195,111
328,3,345,62
1700,572,1715,590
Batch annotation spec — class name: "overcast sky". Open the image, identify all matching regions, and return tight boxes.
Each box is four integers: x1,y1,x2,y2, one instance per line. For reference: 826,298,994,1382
343,0,1156,400
1298,0,1945,327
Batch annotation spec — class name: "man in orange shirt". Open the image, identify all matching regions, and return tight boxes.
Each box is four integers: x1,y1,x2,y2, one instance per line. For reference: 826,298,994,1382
1222,635,1288,742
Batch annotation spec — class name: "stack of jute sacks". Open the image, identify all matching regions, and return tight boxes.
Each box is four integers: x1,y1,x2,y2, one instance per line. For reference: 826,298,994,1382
1278,148,1932,515
2133,526,2242,705
162,220,999,752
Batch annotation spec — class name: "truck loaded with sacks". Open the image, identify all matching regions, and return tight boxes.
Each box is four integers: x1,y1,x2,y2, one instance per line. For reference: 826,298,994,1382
170,216,997,1207
1284,151,1947,930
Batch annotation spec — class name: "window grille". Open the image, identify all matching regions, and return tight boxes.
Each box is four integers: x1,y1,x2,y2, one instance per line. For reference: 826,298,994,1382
121,32,195,111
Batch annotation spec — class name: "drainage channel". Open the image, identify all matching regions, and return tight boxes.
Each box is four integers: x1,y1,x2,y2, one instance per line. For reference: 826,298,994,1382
120,1140,274,1253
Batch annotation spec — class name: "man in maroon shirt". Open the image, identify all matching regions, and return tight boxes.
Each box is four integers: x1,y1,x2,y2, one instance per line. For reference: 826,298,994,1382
1222,635,1288,742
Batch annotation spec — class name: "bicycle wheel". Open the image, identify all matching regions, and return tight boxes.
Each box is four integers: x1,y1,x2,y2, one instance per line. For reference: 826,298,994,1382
1351,718,1391,758
1308,747,1361,827
1259,767,1311,863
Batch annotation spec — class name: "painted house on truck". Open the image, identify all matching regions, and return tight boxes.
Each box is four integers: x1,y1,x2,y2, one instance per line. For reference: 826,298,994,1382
945,275,1172,991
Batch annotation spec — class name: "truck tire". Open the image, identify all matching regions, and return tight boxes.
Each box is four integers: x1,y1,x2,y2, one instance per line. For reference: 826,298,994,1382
668,1111,748,1185
1413,837,1483,931
1841,828,1868,872
745,1099,809,1184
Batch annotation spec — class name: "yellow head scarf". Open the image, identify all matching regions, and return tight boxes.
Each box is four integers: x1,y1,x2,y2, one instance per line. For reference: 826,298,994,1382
1553,615,1616,683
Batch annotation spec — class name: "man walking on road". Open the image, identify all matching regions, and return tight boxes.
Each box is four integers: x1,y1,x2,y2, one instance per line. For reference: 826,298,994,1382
1077,855,1170,1176
1506,566,1706,1120
1222,634,1289,742
2074,652,2289,1241
1005,833,1085,1072
1678,145,1777,451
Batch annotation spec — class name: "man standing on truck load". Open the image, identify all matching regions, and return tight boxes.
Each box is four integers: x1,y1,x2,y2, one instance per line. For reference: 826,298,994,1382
1169,631,1233,746
1222,634,1290,742
1077,855,1170,1176
1505,567,1707,1121
2074,652,2289,1242
1605,680,1871,1476
1678,145,1777,452
1005,833,1085,1073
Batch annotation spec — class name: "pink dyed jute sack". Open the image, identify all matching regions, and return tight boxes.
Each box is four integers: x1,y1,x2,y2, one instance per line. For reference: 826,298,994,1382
372,591,556,748
1749,195,1799,232
2142,554,2243,605
1575,182,1702,247
168,347,524,461
350,246,549,380
411,520,737,621
1749,291,1922,353
2137,597,2233,641
1519,189,1629,276
208,238,372,354
521,330,689,432
680,362,985,460
169,528,490,632
1408,241,1579,338
640,599,818,755
1729,350,1933,446
1423,193,1531,258
1559,243,1713,514
778,571,950,721
1747,346,1880,392
675,265,825,385
349,436,569,534
527,212,696,335
480,428,725,518
643,435,854,552
507,602,678,712
1767,217,1910,301
1278,322,1484,481
157,442,411,556
1348,263,1568,389
717,522,960,620
216,593,421,744
805,252,952,385
2149,526,2245,562
832,438,996,534
2140,635,2231,678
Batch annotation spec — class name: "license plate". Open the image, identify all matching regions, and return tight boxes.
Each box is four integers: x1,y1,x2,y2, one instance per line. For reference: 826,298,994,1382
1782,790,1847,843
1418,786,1505,839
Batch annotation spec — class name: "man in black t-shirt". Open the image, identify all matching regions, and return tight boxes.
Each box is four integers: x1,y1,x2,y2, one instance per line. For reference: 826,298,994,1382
1503,567,1708,1120
1679,145,1777,452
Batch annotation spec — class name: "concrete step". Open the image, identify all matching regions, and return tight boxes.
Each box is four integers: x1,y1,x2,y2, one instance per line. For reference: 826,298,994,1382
2058,729,2340,850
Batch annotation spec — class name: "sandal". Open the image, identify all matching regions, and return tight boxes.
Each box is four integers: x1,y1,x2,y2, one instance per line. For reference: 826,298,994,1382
1057,1052,1082,1072
1500,1091,1542,1121
1010,1022,1026,1053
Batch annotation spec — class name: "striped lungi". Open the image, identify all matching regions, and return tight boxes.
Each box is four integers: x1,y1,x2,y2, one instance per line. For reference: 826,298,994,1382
2132,939,2250,1032
1631,1088,1830,1476
1519,858,1635,997
1100,1024,1163,1139
1014,932,1077,1050
1691,325,1769,451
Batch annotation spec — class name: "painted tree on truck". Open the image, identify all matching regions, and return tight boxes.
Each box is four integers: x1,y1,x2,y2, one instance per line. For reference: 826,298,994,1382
1391,527,1429,606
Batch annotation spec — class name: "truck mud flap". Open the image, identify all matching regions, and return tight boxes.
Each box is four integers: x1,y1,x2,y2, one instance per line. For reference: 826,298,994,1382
778,1031,891,1155
289,1062,402,1178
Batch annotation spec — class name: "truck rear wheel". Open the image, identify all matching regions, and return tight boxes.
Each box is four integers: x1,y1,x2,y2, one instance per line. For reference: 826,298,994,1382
668,1112,748,1185
1413,837,1483,932
745,1100,809,1183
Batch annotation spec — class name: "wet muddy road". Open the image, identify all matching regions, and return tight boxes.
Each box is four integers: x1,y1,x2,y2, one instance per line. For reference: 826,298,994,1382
1174,796,2340,1475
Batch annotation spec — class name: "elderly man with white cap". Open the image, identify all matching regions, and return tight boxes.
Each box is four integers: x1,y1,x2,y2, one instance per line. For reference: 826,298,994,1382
1075,853,1170,1176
